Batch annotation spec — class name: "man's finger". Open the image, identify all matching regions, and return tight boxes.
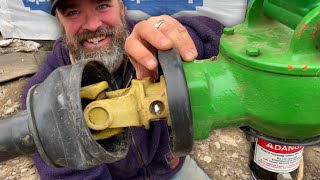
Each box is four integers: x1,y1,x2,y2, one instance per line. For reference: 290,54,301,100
148,15,198,61
125,33,158,71
129,58,158,80
135,64,158,80
132,20,173,50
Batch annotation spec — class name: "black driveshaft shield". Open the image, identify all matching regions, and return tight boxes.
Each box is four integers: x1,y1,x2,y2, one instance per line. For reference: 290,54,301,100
158,48,193,157
27,60,129,169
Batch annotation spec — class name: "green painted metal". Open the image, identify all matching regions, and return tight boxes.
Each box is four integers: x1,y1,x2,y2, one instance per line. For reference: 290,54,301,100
263,0,320,29
184,0,320,140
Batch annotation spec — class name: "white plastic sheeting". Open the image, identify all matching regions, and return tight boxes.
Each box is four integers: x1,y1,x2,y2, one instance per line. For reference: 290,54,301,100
124,0,248,27
0,0,61,40
0,0,247,40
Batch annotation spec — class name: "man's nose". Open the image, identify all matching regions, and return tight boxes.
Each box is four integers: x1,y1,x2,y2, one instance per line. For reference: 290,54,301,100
82,14,103,32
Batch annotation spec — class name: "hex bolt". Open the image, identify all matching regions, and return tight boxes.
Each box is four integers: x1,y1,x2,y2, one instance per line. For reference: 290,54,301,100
223,28,234,35
246,47,261,57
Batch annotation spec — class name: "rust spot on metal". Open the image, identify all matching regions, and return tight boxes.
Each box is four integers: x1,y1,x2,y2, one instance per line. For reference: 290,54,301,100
310,23,319,39
302,65,308,71
288,65,294,71
296,24,307,37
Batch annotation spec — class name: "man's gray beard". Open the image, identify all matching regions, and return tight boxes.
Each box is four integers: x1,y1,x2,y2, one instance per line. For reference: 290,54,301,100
77,37,126,73
63,18,128,73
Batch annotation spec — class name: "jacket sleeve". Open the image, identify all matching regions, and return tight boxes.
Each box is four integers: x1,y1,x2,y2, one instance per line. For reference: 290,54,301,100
32,154,112,180
176,16,224,59
21,39,113,180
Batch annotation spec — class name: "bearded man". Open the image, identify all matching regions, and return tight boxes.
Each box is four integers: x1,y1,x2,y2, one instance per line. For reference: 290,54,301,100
22,0,224,179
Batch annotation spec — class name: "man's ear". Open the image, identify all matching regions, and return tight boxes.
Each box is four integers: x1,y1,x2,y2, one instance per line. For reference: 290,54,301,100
55,8,62,22
56,13,60,22
120,0,125,14
55,11,64,29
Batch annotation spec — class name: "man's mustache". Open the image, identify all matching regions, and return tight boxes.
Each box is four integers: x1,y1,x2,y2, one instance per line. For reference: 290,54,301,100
76,25,115,43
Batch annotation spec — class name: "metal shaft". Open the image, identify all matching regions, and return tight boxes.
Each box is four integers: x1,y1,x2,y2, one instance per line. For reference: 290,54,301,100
0,110,36,162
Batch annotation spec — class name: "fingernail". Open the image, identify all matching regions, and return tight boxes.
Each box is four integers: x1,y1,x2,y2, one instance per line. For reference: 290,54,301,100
185,51,195,60
192,49,198,58
147,59,157,69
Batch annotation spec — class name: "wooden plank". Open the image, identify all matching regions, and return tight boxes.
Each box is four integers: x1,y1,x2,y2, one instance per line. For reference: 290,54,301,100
0,52,39,83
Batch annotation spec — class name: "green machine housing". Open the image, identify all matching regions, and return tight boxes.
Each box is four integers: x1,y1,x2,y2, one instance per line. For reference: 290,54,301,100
183,0,320,142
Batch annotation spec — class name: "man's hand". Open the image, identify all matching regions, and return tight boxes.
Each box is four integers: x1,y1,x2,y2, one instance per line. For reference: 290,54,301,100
125,15,198,80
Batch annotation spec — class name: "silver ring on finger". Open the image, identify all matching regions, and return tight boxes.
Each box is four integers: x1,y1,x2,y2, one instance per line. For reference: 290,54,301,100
154,20,165,29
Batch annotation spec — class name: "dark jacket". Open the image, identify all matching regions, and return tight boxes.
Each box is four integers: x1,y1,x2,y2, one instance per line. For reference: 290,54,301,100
22,16,224,180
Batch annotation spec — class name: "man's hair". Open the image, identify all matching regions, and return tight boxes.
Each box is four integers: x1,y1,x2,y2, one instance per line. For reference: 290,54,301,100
50,0,59,15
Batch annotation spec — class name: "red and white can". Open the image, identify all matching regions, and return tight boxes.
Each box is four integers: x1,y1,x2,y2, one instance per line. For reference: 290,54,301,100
253,138,304,173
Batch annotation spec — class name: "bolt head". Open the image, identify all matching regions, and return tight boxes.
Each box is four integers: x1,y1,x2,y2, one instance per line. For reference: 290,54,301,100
246,47,260,57
150,101,164,116
223,28,234,35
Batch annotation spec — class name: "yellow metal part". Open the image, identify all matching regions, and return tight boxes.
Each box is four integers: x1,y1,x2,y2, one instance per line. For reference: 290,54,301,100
81,81,123,140
83,76,170,138
92,128,124,141
80,81,109,100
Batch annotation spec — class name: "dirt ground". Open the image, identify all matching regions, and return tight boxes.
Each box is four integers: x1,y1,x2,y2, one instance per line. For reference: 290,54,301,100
0,73,319,179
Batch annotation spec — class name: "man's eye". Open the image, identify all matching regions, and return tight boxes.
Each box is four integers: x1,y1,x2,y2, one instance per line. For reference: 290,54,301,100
66,10,80,17
96,4,108,11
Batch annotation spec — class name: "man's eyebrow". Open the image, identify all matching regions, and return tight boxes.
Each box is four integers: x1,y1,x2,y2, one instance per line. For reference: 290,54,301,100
96,0,112,4
59,1,79,13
